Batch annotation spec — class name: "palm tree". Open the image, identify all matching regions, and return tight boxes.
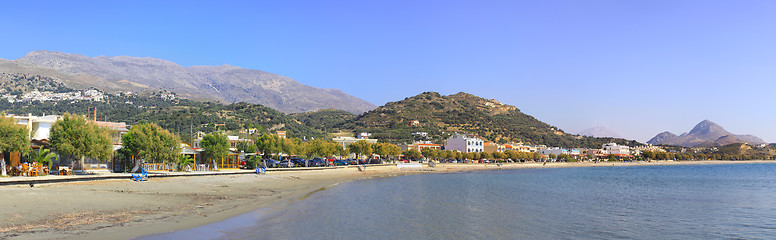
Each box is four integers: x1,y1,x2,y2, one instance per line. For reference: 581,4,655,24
176,155,194,172
31,147,57,175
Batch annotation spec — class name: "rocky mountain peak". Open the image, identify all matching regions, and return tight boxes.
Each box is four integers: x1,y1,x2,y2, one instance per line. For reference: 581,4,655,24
648,120,765,147
6,50,376,114
688,120,729,139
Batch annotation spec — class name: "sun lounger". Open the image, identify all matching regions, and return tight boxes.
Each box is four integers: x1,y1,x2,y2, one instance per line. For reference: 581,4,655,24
132,167,148,182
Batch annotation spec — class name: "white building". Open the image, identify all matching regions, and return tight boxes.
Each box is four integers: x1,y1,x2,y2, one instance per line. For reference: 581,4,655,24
444,134,484,153
540,147,568,156
9,114,61,140
603,143,631,155
357,132,372,139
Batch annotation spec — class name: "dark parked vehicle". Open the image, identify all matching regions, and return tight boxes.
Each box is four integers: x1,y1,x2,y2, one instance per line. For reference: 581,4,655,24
261,159,279,168
279,159,293,168
290,158,307,167
309,158,326,167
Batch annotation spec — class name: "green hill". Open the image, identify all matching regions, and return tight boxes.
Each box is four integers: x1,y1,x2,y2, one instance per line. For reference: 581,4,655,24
339,92,640,148
291,109,355,133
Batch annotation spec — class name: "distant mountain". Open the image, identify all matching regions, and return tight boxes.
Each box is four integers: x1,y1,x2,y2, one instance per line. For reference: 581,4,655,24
578,126,622,138
647,120,766,147
0,50,375,114
336,92,641,148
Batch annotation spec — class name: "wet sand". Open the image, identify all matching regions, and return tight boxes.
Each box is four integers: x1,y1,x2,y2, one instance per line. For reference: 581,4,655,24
1,160,772,240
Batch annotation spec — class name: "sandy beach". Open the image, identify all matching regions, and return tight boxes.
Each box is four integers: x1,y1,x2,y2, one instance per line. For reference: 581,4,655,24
1,160,773,240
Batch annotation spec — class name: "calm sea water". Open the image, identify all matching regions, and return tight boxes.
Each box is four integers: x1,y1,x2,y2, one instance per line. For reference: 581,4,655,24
143,163,776,240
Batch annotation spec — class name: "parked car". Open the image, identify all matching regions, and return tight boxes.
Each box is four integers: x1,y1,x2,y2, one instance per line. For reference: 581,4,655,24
333,159,349,166
279,159,293,168
290,158,307,167
261,159,279,168
309,158,326,167
239,160,247,169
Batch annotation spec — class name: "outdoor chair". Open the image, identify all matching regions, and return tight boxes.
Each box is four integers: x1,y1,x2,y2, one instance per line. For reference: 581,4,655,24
20,164,30,177
29,165,39,177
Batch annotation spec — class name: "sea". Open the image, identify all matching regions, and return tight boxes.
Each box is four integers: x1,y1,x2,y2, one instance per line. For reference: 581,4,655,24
140,163,776,239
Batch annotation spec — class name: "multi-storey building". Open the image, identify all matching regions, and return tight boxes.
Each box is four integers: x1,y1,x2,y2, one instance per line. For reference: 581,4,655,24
444,134,484,153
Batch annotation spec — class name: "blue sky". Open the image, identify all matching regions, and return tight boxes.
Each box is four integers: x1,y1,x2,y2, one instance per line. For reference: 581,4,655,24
1,0,775,143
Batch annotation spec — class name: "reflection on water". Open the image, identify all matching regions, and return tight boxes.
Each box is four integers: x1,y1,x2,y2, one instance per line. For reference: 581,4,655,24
145,163,776,240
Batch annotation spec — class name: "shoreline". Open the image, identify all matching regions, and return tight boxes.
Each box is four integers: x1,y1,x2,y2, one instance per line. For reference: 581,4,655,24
1,160,773,240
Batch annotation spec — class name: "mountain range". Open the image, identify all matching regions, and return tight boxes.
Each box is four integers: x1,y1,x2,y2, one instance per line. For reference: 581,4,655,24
0,51,375,114
647,120,765,147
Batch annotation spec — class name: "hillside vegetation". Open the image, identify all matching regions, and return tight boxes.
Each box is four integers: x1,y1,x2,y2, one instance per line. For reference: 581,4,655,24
291,109,355,132
339,92,641,148
0,73,71,94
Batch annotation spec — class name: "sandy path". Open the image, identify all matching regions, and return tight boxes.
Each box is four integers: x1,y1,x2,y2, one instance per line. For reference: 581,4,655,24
0,160,772,239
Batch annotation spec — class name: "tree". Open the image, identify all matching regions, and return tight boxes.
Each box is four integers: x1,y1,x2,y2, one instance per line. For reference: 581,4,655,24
438,150,450,160
420,148,438,161
403,149,422,160
236,141,257,154
480,152,492,160
0,114,30,176
504,150,518,160
492,151,505,160
334,144,349,158
31,147,57,172
50,113,113,172
201,132,229,169
121,122,181,172
532,152,542,161
372,142,400,163
548,153,557,160
256,133,279,158
371,142,388,159
284,138,302,156
303,139,337,158
176,155,194,171
382,143,401,162
348,140,373,159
